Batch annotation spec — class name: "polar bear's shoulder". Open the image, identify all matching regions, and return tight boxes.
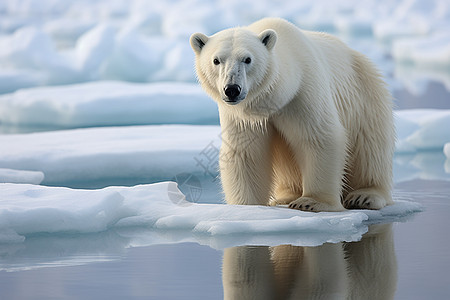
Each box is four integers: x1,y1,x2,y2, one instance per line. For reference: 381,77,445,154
247,18,299,35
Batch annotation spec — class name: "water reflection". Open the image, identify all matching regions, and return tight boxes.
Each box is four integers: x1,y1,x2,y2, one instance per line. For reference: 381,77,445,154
394,151,450,183
223,224,396,300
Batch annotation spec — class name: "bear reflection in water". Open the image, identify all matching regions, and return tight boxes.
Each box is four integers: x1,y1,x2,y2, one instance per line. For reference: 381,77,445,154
222,224,397,300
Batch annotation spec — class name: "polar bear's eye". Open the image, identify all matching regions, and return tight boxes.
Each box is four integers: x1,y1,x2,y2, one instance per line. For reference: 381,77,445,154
244,57,252,64
213,58,220,65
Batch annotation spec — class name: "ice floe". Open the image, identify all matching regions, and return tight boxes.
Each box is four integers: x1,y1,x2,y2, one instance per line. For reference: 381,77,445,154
0,168,44,185
0,81,218,128
0,125,221,185
0,182,422,245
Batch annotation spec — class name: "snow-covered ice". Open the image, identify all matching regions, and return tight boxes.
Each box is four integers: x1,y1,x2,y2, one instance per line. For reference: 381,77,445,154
0,168,44,185
0,182,422,246
393,32,450,68
0,0,448,94
0,125,221,184
0,81,218,128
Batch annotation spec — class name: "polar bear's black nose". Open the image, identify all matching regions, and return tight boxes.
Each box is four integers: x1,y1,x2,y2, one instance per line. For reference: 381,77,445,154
224,84,241,101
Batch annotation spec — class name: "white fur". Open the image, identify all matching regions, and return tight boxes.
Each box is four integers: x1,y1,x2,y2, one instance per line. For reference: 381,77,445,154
190,18,395,212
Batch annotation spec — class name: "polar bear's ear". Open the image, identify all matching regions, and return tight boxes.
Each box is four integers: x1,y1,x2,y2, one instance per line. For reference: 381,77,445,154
258,29,277,51
190,33,209,54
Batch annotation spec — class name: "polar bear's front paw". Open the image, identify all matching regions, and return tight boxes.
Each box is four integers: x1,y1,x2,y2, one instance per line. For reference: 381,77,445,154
343,189,389,210
288,197,317,211
288,197,344,212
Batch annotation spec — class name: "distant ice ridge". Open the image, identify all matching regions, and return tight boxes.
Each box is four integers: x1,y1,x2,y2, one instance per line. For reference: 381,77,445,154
0,23,197,92
0,168,44,185
0,81,218,128
392,32,450,68
0,182,422,244
0,0,449,94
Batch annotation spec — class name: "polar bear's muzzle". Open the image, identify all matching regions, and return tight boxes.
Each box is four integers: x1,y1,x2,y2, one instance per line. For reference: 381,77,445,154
224,84,243,104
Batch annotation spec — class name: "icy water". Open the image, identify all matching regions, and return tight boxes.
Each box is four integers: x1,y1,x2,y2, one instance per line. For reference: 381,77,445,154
0,178,449,299
1,82,450,299
1,0,449,297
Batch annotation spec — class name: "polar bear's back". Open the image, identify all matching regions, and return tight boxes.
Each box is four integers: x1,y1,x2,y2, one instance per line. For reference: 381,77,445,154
247,18,391,121
248,18,356,82
247,18,300,39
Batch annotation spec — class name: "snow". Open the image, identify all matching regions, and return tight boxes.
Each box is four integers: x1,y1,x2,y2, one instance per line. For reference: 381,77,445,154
393,32,450,67
0,0,448,94
0,81,218,128
372,0,450,41
0,168,44,185
0,0,447,260
0,69,43,94
0,125,221,184
0,182,422,245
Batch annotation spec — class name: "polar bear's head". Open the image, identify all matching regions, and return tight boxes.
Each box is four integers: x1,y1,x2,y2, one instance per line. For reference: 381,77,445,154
190,28,277,108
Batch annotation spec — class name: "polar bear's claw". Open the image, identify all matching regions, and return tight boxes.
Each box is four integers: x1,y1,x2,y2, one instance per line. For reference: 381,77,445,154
288,197,343,212
343,189,389,210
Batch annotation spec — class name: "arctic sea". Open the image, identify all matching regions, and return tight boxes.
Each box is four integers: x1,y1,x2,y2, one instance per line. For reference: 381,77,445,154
1,0,450,299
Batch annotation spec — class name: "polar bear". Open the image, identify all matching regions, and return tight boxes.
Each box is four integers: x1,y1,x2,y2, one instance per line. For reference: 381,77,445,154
190,18,395,212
